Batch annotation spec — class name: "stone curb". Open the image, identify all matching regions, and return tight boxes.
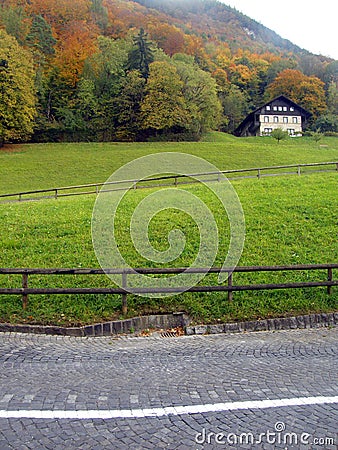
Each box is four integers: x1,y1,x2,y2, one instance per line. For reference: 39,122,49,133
186,312,338,336
0,312,337,337
0,312,188,337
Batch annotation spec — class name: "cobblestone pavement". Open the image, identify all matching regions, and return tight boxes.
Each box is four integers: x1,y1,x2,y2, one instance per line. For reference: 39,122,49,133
0,327,337,449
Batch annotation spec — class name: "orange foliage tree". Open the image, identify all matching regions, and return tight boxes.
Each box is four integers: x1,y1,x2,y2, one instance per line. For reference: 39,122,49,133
103,0,148,37
54,20,98,86
266,69,327,117
228,63,255,87
184,34,214,71
27,0,92,36
148,23,185,56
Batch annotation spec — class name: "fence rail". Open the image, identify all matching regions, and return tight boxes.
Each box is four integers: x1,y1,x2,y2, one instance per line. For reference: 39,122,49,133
0,161,337,203
0,264,337,313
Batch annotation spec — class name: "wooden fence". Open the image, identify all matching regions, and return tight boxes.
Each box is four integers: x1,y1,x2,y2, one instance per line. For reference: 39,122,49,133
0,161,337,203
0,264,337,314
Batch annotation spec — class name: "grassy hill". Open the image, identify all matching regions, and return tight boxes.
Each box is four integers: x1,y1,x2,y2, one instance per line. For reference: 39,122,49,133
0,138,337,326
1,134,337,195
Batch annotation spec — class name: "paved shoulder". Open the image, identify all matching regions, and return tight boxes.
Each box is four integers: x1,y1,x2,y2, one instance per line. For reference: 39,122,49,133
0,328,337,449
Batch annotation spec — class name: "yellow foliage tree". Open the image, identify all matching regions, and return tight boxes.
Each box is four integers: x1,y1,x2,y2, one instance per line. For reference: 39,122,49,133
0,30,36,145
140,61,190,131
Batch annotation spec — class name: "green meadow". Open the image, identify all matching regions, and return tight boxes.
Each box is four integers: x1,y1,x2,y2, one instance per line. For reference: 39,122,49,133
0,133,337,326
1,132,337,194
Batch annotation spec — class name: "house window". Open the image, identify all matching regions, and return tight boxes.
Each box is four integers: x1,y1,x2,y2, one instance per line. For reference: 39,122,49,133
278,106,283,111
283,106,287,111
283,117,288,123
287,129,295,135
264,116,269,122
264,128,272,134
266,106,271,111
290,107,295,111
273,106,277,111
292,117,298,123
273,116,278,122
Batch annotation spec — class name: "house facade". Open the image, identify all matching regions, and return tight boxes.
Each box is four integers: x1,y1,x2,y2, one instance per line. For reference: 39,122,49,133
234,95,311,137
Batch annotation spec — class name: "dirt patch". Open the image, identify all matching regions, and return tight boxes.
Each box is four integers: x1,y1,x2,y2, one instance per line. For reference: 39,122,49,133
0,144,24,153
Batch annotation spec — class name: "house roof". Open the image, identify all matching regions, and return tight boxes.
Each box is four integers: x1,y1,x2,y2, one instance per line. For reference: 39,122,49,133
233,95,312,136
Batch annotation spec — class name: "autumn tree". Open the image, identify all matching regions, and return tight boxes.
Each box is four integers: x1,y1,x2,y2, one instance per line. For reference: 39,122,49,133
102,0,130,37
212,68,229,91
228,63,253,88
148,23,185,56
140,61,190,134
54,20,98,86
0,30,36,146
266,69,327,118
183,34,214,72
32,19,98,140
214,45,231,70
27,0,92,36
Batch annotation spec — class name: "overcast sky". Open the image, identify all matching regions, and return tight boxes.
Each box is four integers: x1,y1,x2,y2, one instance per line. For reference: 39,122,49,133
223,0,337,60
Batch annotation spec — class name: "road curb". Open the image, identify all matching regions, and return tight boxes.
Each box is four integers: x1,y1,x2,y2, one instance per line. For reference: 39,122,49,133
186,312,338,335
0,312,337,337
0,312,188,337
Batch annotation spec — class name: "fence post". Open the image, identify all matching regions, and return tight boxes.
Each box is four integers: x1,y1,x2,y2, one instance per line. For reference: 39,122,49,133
257,169,261,179
55,189,58,199
122,272,128,315
327,267,332,295
297,166,301,176
228,273,233,302
22,273,28,309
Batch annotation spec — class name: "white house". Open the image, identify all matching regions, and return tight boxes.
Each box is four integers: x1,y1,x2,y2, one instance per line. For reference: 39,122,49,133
234,95,311,137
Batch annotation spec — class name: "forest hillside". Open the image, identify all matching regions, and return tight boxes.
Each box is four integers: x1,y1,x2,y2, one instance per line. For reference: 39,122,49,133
0,0,337,143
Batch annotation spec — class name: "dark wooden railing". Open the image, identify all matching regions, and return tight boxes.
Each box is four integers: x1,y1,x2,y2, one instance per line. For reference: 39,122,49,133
0,264,337,314
0,161,337,203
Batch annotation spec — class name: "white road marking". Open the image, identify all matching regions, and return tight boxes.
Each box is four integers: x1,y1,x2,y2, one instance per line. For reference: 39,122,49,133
0,396,337,419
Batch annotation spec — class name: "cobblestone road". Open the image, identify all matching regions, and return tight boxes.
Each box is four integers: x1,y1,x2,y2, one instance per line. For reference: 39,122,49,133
0,327,337,449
